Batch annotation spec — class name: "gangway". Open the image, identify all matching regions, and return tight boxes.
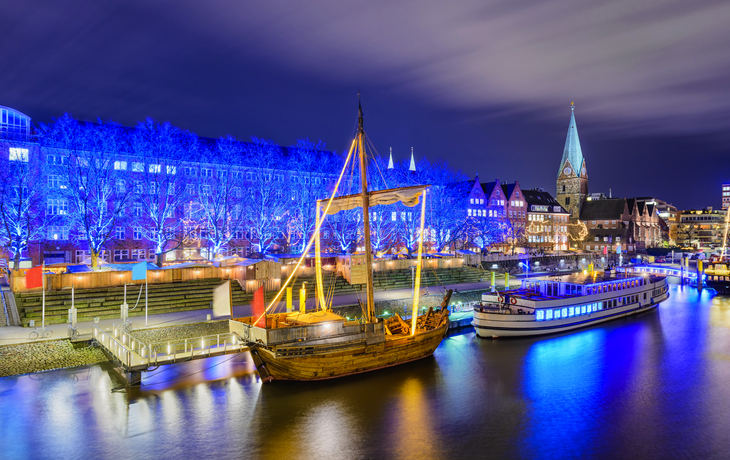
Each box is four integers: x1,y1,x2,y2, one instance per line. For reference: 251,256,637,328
93,324,249,385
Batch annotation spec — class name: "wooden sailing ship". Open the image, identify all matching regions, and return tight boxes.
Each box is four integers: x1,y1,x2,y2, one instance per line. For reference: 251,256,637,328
229,97,453,382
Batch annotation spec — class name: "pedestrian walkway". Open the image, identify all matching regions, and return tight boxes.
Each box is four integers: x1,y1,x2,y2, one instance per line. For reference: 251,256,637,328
0,277,522,347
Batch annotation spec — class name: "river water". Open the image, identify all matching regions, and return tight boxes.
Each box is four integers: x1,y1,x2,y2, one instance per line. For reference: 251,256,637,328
1,283,729,460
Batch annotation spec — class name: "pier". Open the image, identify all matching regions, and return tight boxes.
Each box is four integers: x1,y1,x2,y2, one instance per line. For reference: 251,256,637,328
93,324,247,385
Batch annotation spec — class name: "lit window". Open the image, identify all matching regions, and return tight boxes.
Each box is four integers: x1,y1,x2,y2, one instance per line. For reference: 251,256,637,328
536,310,545,321
546,309,553,320
568,307,575,317
554,309,561,319
561,308,567,318
9,148,29,162
132,162,144,172
149,164,161,173
114,161,127,170
166,165,176,175
581,305,587,314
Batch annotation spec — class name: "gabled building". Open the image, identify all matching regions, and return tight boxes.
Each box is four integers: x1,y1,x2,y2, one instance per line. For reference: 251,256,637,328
580,197,663,253
522,189,570,251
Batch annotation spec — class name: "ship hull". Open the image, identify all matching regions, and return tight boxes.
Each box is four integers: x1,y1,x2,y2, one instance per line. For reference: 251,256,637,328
253,323,448,381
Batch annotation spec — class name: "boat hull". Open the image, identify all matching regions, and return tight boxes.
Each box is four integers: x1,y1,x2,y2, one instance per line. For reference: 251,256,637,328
473,292,668,338
253,323,449,381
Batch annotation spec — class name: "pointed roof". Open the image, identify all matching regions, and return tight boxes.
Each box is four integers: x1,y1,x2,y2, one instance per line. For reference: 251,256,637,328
409,147,416,171
558,102,585,177
388,147,394,169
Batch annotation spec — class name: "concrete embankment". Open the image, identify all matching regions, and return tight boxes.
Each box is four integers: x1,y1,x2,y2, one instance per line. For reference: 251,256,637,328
0,339,108,378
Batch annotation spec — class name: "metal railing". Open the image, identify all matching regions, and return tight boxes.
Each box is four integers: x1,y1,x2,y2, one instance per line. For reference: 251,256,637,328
93,325,136,369
99,323,246,368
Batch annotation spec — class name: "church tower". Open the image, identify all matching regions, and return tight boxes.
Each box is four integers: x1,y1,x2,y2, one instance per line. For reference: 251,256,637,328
556,102,588,218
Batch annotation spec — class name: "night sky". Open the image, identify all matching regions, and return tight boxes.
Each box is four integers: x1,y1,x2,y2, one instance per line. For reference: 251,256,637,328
2,0,729,210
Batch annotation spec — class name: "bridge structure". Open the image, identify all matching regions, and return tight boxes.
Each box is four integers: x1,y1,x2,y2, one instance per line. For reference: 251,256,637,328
617,264,703,286
93,324,248,385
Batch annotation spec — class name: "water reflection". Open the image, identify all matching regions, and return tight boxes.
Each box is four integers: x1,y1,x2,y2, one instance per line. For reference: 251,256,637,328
1,284,729,459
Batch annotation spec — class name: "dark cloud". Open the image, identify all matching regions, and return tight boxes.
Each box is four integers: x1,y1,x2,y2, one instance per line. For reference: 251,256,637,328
1,0,728,209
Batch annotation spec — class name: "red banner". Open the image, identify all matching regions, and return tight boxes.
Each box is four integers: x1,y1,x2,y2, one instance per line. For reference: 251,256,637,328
252,286,266,328
25,266,43,289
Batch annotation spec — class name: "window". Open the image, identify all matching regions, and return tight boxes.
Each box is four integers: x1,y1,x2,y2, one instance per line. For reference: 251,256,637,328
116,227,125,240
47,226,69,240
47,199,68,215
149,183,159,195
113,249,129,262
391,212,397,221
114,161,127,170
186,183,195,195
480,199,484,205
246,172,253,181
470,198,474,204
565,197,570,205
166,165,176,175
275,174,283,182
133,227,143,240
48,175,62,189
115,179,125,193
134,203,143,217
202,185,211,196
149,164,161,173
184,167,196,176
132,162,144,172
202,168,212,177
9,148,29,162
132,249,146,260
468,209,473,216
134,181,143,194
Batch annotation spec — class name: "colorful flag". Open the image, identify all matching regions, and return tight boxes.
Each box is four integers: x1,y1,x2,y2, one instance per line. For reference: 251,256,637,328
26,266,43,289
252,286,266,328
131,262,147,281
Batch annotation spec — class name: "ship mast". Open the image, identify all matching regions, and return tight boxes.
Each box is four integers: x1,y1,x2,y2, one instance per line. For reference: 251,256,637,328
357,93,376,321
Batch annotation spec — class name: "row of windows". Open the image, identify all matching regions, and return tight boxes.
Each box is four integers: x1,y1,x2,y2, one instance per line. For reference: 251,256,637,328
535,295,643,321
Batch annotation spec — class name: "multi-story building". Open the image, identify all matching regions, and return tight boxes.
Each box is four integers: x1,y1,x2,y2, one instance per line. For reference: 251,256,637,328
522,189,570,251
0,105,341,266
676,208,727,249
722,183,730,210
580,197,664,253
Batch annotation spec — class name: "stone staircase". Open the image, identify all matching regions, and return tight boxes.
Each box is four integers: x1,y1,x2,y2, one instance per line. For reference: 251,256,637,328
15,278,227,327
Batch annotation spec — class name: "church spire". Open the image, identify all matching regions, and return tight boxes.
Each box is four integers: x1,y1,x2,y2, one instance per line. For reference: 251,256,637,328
388,147,394,169
558,102,585,178
409,147,416,171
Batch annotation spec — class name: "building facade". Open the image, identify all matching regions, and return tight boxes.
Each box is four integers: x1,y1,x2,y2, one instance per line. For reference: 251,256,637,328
676,208,727,249
580,197,664,253
722,183,730,210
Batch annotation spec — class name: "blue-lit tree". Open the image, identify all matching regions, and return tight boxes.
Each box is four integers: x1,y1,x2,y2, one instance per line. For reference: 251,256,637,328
132,118,197,265
192,136,249,259
240,137,289,254
40,115,133,269
284,139,339,252
0,142,45,268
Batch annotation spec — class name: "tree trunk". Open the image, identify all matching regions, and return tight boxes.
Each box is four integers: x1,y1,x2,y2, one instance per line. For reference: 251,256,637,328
13,250,21,271
90,249,99,270
156,252,164,267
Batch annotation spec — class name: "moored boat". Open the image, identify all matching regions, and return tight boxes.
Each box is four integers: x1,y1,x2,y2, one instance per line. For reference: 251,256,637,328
229,96,453,381
473,271,669,338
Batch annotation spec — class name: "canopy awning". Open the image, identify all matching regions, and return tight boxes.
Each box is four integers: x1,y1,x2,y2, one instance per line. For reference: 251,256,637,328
318,185,429,215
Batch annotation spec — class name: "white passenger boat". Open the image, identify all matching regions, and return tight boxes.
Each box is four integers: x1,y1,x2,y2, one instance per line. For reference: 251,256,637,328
473,271,669,338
